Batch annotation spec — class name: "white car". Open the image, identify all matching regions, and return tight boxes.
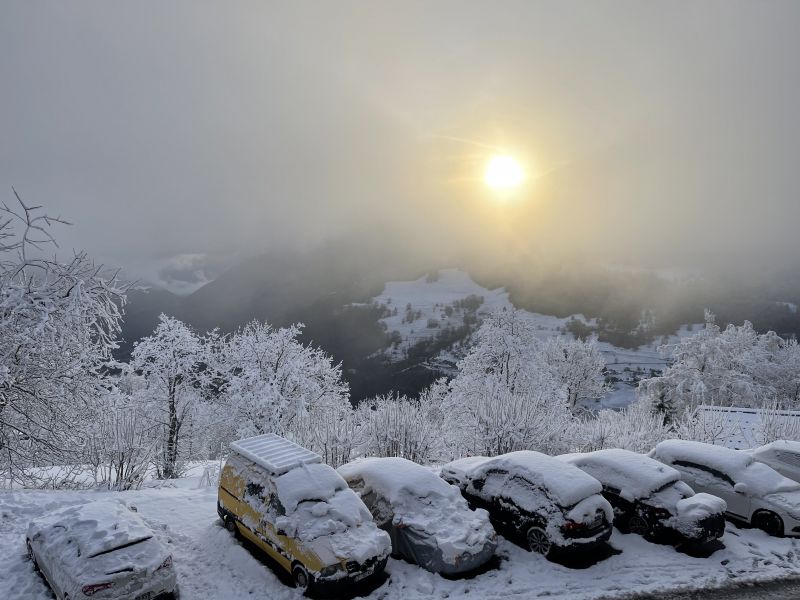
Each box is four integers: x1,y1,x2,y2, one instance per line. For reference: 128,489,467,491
650,439,800,537
26,500,177,600
747,440,800,483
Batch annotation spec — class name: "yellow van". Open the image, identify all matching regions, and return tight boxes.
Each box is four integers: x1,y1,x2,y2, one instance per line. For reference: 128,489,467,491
217,433,391,593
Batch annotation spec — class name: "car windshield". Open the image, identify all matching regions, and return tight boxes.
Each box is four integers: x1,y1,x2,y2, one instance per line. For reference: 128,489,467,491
87,535,153,559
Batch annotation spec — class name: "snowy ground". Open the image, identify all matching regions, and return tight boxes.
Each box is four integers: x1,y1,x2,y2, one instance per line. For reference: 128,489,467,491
3,470,800,600
370,269,700,409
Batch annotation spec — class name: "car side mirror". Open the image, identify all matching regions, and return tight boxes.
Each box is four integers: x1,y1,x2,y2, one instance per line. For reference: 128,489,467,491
734,483,750,495
276,529,286,536
472,478,484,491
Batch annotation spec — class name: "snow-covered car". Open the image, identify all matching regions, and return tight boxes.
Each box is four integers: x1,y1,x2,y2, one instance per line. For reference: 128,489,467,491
338,457,496,575
26,500,177,600
440,451,613,557
218,434,391,593
559,449,727,546
747,440,800,484
650,439,800,537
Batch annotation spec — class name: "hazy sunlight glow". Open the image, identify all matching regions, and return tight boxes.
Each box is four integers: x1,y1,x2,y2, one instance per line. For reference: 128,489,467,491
484,155,524,189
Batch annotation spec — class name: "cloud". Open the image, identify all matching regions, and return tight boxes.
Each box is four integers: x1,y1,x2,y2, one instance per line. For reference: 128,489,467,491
1,1,799,280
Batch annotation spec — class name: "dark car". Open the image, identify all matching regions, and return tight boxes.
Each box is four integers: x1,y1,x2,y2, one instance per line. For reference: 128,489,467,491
440,451,613,558
559,449,727,546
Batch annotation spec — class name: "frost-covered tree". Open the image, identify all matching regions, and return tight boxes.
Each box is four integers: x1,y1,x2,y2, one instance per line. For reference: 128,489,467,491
219,321,350,443
461,380,572,456
0,193,126,485
451,308,545,397
571,400,669,453
638,312,800,421
129,314,212,479
539,335,607,408
355,394,443,463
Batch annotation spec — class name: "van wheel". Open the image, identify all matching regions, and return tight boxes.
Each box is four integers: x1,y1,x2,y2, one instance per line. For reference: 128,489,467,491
754,511,784,537
526,527,552,556
224,516,238,536
627,515,650,537
292,564,311,592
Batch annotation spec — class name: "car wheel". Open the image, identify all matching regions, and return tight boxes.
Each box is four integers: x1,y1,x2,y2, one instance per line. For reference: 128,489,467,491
754,511,784,537
526,526,552,555
627,515,650,537
292,564,311,592
224,516,238,536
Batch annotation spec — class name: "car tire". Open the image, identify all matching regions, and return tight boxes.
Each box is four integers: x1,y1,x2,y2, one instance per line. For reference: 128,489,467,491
224,516,238,537
292,563,311,593
753,511,784,537
526,526,552,556
627,515,650,537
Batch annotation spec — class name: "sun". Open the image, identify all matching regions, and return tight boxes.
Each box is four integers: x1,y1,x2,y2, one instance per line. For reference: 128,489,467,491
484,155,524,189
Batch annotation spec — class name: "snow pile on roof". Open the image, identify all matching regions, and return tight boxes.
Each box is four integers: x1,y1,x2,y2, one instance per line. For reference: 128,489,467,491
339,457,461,504
28,499,153,560
230,433,321,476
486,451,602,507
559,449,680,501
274,462,347,512
339,457,495,563
653,439,800,495
652,439,753,473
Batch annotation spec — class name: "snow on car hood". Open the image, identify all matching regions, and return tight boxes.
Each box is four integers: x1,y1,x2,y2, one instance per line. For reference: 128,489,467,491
307,522,392,566
278,487,372,541
27,499,154,560
277,486,391,564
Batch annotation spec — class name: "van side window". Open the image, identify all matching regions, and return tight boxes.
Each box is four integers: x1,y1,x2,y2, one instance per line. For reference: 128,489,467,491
246,482,265,499
268,494,286,516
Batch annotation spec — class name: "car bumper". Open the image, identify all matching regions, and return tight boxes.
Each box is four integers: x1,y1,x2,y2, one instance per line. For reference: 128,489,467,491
313,557,388,594
557,524,612,552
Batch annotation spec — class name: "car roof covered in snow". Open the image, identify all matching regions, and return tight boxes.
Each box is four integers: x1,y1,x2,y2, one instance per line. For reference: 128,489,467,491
652,439,754,474
339,457,460,503
559,449,681,500
230,433,321,476
441,456,491,479
476,451,602,507
28,500,154,559
653,439,800,494
274,462,349,513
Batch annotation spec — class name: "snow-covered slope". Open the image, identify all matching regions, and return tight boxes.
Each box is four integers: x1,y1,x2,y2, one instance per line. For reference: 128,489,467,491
368,269,699,409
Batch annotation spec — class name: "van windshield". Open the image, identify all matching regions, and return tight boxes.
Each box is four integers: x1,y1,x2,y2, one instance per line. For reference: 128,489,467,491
287,488,370,542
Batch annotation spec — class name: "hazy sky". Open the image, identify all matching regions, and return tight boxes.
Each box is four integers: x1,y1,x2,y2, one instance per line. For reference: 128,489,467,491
2,1,799,292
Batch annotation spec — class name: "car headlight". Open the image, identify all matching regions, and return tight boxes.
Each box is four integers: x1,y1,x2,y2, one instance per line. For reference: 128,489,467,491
319,564,341,578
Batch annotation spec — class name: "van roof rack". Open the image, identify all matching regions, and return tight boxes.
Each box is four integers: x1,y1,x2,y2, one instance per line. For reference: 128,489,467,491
230,433,322,475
